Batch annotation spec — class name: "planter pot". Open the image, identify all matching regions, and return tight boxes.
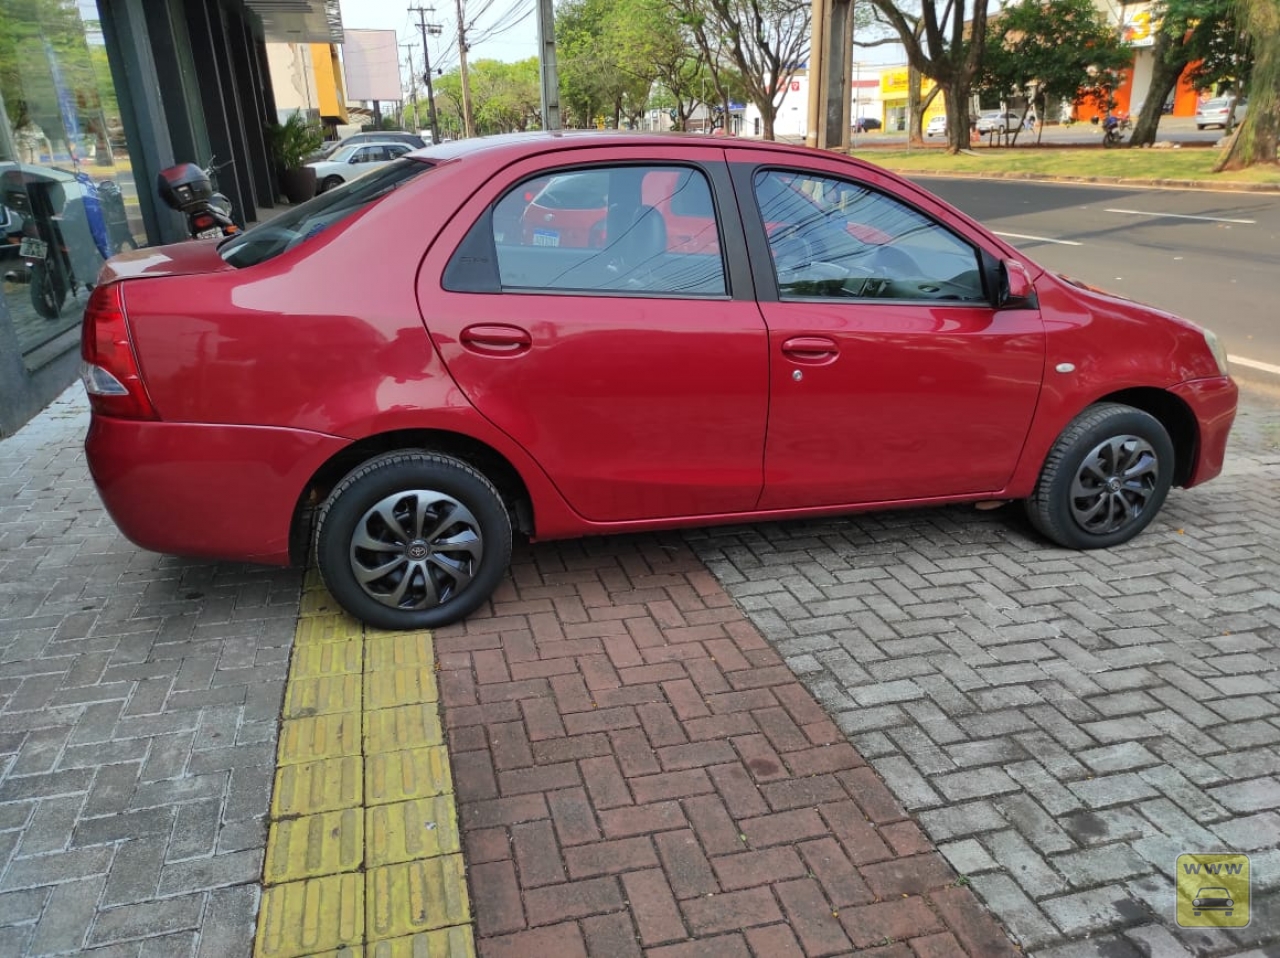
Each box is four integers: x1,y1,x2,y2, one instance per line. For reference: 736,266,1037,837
279,167,318,204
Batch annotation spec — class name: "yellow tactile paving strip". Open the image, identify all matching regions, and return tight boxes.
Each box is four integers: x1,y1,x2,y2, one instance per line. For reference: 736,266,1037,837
254,570,474,958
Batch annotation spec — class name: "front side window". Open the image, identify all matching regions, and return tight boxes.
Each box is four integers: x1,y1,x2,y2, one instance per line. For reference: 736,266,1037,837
753,170,987,303
488,165,725,296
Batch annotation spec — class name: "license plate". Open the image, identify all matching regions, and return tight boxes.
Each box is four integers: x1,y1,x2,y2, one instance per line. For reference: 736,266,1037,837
532,229,560,247
196,228,222,240
20,237,47,259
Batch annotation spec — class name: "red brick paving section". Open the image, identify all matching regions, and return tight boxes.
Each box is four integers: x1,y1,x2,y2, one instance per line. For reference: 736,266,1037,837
434,536,1019,958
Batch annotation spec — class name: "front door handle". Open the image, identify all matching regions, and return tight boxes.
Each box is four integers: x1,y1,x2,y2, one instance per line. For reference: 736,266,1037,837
781,335,839,364
460,324,532,356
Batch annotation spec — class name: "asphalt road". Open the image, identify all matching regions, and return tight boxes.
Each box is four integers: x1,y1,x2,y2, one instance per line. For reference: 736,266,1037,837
913,176,1280,385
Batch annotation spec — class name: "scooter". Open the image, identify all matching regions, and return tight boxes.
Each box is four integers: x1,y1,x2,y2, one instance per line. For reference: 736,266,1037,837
157,158,240,240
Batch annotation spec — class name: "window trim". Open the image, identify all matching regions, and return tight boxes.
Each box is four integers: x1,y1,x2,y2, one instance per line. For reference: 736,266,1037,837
478,160,734,301
734,163,995,307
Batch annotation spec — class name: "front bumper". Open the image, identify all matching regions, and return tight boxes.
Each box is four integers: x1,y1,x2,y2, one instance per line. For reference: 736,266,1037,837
86,415,350,565
1170,375,1238,487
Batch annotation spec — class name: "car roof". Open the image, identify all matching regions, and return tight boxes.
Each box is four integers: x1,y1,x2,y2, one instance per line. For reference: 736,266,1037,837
405,130,878,168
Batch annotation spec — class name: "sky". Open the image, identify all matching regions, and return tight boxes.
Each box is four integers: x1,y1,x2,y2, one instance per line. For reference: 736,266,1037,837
340,0,539,83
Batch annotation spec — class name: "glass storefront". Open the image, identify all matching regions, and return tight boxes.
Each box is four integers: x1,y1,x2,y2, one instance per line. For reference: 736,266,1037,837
0,0,144,361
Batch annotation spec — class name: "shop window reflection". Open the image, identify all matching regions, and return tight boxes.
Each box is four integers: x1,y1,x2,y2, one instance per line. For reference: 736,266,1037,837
1,0,143,362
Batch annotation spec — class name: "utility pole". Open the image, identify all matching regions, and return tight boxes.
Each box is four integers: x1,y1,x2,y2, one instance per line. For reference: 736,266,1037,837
455,0,475,137
409,6,442,144
535,0,560,130
806,0,827,149
400,41,418,129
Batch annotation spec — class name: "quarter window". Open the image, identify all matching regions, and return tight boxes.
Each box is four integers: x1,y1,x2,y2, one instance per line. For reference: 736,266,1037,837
489,165,725,296
753,170,987,303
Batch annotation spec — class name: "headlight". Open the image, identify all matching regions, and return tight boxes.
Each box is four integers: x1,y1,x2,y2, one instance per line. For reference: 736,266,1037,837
1203,328,1229,376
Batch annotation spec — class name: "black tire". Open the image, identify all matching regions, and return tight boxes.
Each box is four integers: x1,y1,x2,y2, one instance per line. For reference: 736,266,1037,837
315,452,512,630
322,175,344,193
1025,403,1175,550
29,259,66,319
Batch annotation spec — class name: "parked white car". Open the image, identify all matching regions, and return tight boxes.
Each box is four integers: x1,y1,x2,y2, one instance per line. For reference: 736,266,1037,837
308,141,416,193
925,115,947,137
1196,97,1247,130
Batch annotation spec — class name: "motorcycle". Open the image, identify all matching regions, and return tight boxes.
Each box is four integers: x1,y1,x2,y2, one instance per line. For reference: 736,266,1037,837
1,164,115,319
157,158,240,240
1102,113,1131,148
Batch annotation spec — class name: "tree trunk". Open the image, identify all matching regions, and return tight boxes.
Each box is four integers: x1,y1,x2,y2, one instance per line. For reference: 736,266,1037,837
760,100,776,141
944,82,969,153
1130,33,1187,147
908,67,923,145
1216,0,1279,170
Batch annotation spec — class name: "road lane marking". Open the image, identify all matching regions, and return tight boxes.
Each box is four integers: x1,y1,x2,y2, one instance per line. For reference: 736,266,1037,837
1229,354,1280,377
1104,208,1257,224
992,230,1083,246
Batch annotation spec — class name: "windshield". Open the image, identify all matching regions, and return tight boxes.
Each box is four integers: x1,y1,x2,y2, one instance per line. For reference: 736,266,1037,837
329,145,358,163
219,158,433,269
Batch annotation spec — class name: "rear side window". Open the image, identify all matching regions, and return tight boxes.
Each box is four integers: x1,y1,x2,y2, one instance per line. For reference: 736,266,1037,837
219,158,432,268
482,164,725,296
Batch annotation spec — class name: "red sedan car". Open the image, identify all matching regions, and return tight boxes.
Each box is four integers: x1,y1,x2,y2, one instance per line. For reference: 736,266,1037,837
82,133,1237,630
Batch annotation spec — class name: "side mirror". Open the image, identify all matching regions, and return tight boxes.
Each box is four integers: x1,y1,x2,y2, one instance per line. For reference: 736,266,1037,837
999,259,1038,309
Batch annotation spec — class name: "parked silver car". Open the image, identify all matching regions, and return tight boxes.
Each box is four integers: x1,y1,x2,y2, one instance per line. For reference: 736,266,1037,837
1196,97,1247,130
975,110,1021,134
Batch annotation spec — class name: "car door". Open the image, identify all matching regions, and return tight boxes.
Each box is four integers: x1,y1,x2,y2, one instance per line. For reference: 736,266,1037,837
733,157,1045,510
419,147,768,523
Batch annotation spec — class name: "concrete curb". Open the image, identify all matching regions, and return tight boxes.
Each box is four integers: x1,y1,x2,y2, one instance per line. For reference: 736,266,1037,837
873,167,1280,193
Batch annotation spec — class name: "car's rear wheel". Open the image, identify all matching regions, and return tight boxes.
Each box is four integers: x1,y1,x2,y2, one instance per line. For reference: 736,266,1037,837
315,452,512,629
1026,403,1174,550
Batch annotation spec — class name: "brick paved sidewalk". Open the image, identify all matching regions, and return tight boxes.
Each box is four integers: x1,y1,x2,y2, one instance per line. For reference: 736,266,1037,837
0,389,299,957
438,539,1018,958
688,397,1280,957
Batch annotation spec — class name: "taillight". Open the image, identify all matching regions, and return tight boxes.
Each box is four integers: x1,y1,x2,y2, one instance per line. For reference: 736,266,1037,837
192,213,215,230
80,283,157,420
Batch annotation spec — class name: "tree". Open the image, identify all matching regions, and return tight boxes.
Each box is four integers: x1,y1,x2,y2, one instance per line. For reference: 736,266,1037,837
1128,0,1239,147
1216,0,1277,169
558,0,677,128
607,0,698,128
979,0,1129,145
869,0,991,152
693,0,810,141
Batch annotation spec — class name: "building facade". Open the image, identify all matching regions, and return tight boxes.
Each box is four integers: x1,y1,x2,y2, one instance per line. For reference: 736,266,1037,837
0,0,343,437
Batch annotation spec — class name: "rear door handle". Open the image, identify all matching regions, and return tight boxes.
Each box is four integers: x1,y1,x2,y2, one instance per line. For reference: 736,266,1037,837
460,324,532,356
781,335,839,364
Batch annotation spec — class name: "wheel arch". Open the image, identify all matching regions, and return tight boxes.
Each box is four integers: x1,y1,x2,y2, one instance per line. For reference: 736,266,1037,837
289,428,535,565
1093,386,1198,487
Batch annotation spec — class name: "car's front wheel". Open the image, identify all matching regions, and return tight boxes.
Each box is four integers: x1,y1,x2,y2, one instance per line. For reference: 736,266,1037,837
315,452,512,629
322,175,344,192
1026,403,1175,550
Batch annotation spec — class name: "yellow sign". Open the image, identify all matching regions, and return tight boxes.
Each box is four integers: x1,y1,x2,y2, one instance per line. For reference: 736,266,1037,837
1176,854,1250,928
879,68,935,98
1122,2,1158,46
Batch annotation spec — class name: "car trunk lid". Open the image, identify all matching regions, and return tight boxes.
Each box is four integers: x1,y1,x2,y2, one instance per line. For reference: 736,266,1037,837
97,240,235,285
